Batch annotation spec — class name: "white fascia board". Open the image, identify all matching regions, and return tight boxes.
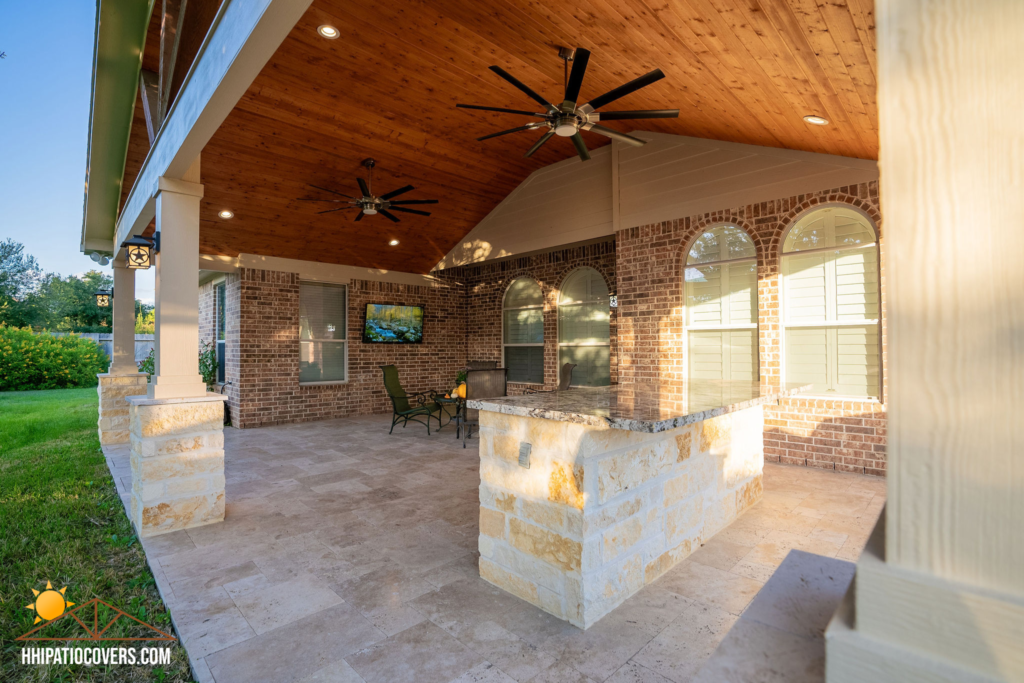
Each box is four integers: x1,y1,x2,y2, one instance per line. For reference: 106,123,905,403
114,0,312,255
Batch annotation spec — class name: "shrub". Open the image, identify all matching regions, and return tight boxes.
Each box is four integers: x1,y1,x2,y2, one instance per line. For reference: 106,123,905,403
137,343,218,388
198,339,218,388
138,349,154,379
0,326,108,391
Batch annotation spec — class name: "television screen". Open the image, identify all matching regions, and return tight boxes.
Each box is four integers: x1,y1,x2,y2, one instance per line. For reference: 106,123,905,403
363,304,424,343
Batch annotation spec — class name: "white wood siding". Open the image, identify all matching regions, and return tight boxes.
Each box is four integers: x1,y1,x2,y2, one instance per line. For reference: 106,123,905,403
435,133,878,269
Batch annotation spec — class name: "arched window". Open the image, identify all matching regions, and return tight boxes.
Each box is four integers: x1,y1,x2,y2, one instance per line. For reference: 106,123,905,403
503,278,544,384
558,267,610,387
684,225,758,381
781,207,880,397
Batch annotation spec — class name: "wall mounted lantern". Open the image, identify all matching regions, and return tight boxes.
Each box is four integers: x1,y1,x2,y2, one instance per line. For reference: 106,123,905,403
94,289,112,307
121,232,160,270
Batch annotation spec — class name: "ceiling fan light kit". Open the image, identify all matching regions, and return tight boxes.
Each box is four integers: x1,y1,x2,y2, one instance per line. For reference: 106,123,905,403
458,46,679,161
298,158,439,223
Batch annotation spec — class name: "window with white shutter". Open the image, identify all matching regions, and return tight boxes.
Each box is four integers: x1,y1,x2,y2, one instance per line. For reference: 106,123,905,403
782,208,880,397
558,268,611,387
299,282,347,384
684,225,758,382
503,278,544,384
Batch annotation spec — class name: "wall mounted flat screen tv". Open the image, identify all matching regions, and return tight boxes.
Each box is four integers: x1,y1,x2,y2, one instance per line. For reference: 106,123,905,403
363,303,424,343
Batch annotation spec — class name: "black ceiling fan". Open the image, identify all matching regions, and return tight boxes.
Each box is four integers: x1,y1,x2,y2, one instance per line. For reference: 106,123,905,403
458,46,678,162
298,159,438,222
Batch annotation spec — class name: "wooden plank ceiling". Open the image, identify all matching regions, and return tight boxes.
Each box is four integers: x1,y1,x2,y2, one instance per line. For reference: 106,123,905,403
121,0,877,274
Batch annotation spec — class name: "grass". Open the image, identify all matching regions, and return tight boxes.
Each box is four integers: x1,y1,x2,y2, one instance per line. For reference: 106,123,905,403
0,389,194,682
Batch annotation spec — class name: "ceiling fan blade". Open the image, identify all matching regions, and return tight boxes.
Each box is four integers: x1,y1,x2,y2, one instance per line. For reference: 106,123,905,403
309,184,354,199
389,206,431,216
354,211,365,221
388,199,439,205
524,130,555,158
563,48,591,106
357,177,370,197
379,209,400,223
456,104,546,117
585,69,666,111
597,109,679,120
317,207,352,214
489,66,558,113
297,198,349,202
588,124,647,147
380,185,414,200
571,132,591,162
477,124,538,141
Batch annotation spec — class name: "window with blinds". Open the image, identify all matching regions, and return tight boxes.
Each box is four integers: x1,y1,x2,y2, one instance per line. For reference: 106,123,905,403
781,208,880,397
299,282,347,384
684,225,758,382
558,268,610,387
503,278,544,384
215,282,226,384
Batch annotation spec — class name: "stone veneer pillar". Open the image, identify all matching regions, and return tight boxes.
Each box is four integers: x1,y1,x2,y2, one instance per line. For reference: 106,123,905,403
127,393,227,537
97,261,148,444
97,374,150,444
477,406,764,629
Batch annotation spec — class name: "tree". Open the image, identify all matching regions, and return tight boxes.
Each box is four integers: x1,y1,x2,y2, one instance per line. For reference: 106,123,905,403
0,239,43,327
30,270,113,332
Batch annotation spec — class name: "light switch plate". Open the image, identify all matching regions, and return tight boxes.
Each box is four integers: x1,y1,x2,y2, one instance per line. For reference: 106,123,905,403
518,442,532,469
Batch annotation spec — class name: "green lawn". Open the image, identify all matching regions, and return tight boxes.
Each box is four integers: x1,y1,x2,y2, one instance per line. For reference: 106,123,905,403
0,389,193,682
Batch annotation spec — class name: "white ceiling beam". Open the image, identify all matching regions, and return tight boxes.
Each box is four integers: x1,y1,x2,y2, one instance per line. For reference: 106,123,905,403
158,0,187,124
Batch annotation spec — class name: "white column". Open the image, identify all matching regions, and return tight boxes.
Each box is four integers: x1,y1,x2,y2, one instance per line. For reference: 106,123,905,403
149,175,207,399
110,261,137,374
826,1,1024,681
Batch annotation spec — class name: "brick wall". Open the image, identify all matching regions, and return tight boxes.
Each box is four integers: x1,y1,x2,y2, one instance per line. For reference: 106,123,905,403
228,268,466,428
615,181,887,474
439,240,617,393
766,398,886,476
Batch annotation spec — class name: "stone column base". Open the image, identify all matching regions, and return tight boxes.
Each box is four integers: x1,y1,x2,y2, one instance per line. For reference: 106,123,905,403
826,509,1024,682
127,393,228,538
97,373,150,444
478,406,764,629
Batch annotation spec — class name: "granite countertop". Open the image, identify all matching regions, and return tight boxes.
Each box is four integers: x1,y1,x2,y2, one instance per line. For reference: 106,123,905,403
466,381,810,433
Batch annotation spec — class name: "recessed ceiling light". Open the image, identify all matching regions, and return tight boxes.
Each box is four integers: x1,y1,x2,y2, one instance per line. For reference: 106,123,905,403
218,210,234,219
389,239,399,246
803,114,829,126
317,25,339,39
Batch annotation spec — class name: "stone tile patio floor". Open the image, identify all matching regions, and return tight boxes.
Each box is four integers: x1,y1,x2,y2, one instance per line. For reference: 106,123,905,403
104,414,885,683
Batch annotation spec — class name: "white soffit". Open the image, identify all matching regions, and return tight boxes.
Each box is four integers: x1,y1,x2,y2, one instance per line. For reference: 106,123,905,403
435,132,877,269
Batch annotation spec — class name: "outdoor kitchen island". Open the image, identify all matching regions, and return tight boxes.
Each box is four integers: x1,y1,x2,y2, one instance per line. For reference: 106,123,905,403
468,380,809,629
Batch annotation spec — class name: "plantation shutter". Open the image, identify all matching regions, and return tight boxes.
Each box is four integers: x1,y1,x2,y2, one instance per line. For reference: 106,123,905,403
782,209,880,397
503,278,544,384
504,347,544,384
558,268,611,387
684,226,758,382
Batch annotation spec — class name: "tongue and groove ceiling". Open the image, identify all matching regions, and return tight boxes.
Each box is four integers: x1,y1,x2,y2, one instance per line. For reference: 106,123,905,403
120,0,877,274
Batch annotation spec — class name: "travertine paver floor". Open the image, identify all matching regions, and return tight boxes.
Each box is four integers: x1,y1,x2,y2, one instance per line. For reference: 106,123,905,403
104,413,885,683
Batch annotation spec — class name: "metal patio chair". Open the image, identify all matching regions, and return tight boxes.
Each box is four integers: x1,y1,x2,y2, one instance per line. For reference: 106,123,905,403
380,365,441,435
525,362,576,394
460,368,508,448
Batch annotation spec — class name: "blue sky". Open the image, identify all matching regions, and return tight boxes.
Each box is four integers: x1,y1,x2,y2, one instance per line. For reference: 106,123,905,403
0,2,155,302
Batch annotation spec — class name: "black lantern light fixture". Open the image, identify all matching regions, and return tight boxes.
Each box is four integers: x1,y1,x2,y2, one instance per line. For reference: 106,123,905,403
94,289,112,307
121,233,160,270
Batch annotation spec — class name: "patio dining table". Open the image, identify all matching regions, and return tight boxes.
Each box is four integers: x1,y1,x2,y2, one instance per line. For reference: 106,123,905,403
433,394,464,435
